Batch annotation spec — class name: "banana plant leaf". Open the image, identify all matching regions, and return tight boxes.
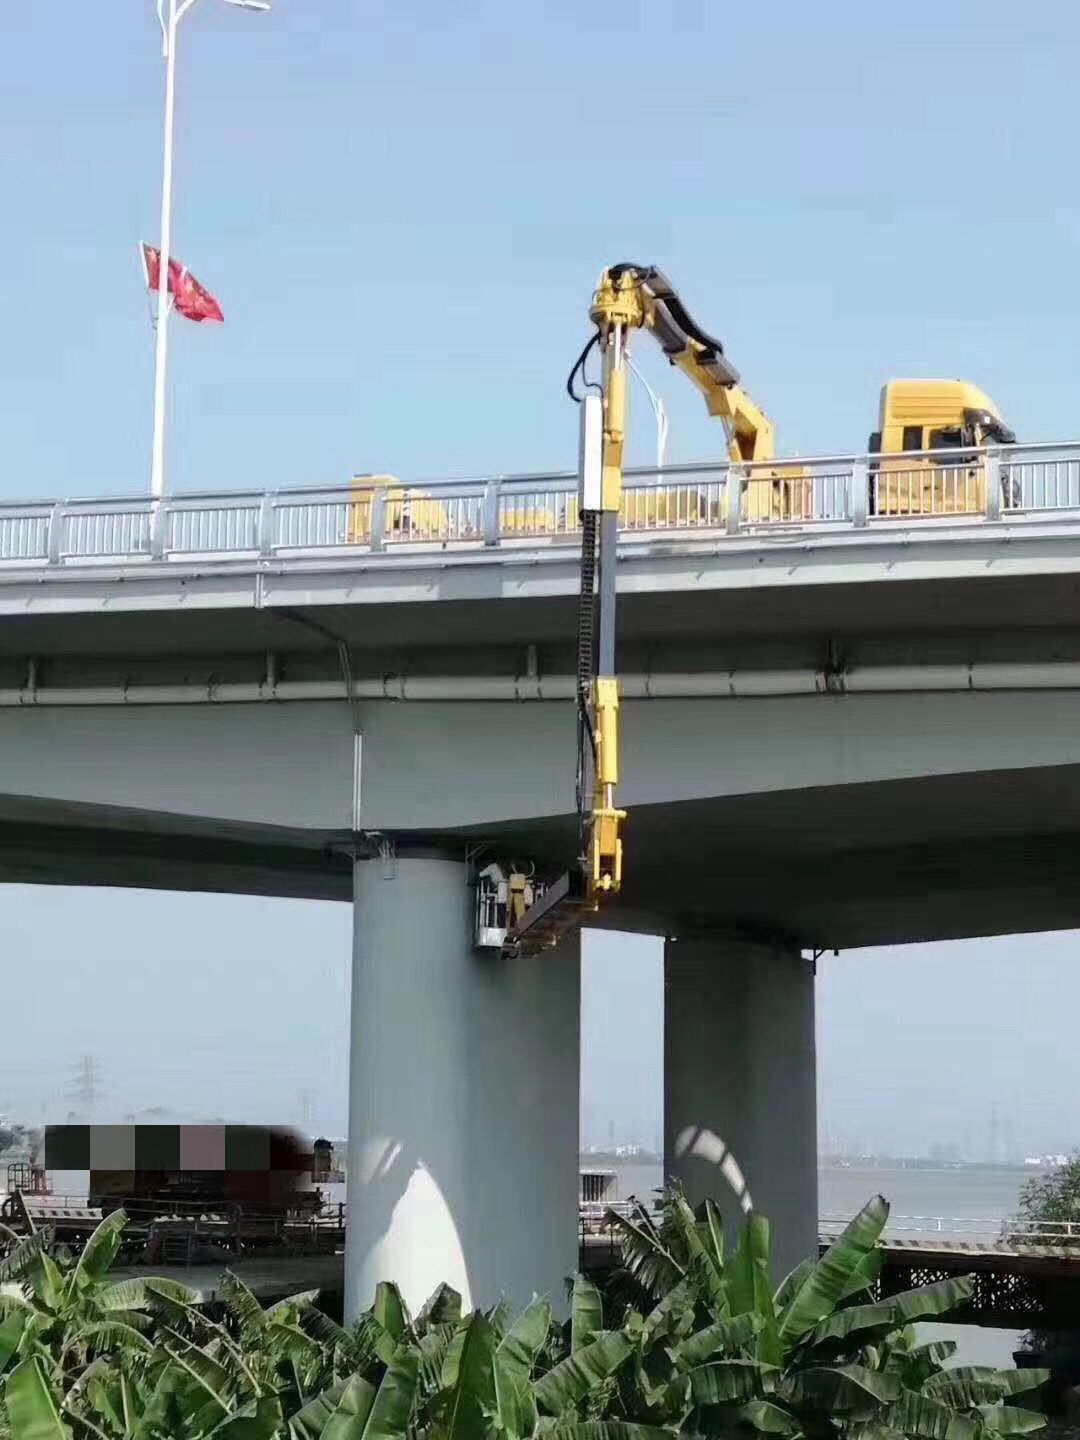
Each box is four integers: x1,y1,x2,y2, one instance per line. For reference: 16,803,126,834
3,1356,72,1440
778,1197,889,1342
533,1330,633,1415
739,1398,801,1434
0,1232,54,1285
313,1373,378,1440
64,1210,127,1298
373,1283,409,1343
207,1394,284,1439
689,1358,775,1405
837,1249,884,1303
997,1370,1050,1398
804,1278,975,1351
290,1378,351,1439
546,1425,693,1440
773,1259,815,1312
673,1311,762,1369
776,1363,899,1414
641,1276,695,1347
76,1357,128,1434
441,1314,496,1440
98,1275,193,1312
220,1272,270,1347
418,1326,455,1395
30,1252,66,1313
359,1343,417,1440
494,1297,551,1437
975,1403,1047,1436
885,1389,981,1440
416,1283,462,1333
160,1342,235,1433
76,1318,154,1354
546,1426,694,1440
0,1307,26,1373
571,1276,603,1354
603,1208,685,1298
3,1353,72,1434
671,1194,726,1312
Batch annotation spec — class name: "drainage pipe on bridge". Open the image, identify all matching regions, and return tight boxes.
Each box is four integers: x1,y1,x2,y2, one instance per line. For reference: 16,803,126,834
6,660,1080,704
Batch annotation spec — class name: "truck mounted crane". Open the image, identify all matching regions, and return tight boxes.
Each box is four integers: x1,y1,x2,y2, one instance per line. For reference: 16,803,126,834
501,263,1017,956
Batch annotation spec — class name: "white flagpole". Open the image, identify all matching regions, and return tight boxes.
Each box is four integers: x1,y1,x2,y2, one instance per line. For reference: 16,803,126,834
151,0,179,500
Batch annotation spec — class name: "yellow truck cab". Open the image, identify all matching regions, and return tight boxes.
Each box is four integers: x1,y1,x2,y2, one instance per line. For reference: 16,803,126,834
868,380,1015,516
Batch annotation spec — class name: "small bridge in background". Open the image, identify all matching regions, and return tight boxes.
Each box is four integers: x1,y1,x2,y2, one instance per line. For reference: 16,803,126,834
581,1209,1080,1329
820,1216,1080,1330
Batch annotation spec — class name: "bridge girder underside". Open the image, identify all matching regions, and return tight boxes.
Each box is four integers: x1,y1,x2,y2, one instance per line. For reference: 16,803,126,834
0,793,352,901
2,761,1080,950
468,762,1080,949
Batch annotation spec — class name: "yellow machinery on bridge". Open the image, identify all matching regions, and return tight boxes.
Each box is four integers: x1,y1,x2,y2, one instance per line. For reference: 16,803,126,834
346,476,569,544
503,263,1017,956
869,379,1015,516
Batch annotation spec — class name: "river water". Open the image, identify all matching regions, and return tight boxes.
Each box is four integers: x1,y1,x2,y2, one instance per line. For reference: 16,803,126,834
598,1161,1032,1367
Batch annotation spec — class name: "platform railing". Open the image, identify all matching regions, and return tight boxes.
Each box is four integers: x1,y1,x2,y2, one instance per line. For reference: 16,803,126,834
4,440,1080,567
819,1213,1080,1246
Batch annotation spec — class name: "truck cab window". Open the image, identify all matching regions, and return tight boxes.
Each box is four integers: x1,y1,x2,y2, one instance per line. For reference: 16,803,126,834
929,425,976,467
902,425,923,451
929,427,965,449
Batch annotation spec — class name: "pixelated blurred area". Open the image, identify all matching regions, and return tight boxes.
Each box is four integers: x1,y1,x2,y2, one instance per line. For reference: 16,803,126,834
43,1123,318,1217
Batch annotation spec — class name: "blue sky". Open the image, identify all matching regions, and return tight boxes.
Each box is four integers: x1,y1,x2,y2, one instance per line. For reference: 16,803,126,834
4,1,1080,500
2,0,1080,1153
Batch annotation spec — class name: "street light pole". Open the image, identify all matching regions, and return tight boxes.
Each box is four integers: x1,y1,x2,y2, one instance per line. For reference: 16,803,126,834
627,357,669,473
150,0,269,500
151,0,180,501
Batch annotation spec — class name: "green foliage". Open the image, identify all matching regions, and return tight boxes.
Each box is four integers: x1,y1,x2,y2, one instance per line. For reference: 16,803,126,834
1016,1155,1080,1232
0,1195,1049,1440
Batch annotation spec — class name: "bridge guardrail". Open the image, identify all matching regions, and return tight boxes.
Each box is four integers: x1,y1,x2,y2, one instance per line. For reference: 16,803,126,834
4,440,1080,568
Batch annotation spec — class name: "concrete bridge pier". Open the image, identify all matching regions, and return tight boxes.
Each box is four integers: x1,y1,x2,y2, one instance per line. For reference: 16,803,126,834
344,848,580,1320
664,935,817,1281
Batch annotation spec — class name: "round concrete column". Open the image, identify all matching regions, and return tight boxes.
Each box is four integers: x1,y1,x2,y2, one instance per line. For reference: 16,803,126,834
345,852,580,1319
664,935,816,1281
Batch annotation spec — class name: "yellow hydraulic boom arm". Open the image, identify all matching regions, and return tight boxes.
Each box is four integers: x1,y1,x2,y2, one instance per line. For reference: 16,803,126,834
506,264,770,954
574,264,775,910
590,264,777,464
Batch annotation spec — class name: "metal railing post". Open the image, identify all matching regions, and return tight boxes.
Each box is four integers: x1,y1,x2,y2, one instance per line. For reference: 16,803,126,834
725,471,743,534
850,461,869,527
149,501,167,560
482,480,500,546
258,492,275,557
46,504,64,565
990,449,1008,524
985,450,1002,521
368,488,387,553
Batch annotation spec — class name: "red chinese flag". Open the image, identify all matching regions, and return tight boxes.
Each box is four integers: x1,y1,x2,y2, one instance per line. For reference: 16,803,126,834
141,244,224,324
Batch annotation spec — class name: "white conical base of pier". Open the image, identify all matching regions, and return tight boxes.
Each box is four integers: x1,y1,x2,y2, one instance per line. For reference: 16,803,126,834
345,852,580,1318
